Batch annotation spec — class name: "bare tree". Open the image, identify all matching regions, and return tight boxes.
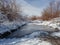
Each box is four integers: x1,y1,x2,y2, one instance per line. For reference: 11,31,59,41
0,0,22,21
41,1,60,21
30,16,37,20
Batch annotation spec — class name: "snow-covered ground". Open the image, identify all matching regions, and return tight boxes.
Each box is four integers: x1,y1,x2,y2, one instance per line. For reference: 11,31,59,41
0,31,52,45
0,21,60,45
0,12,26,34
0,13,60,45
31,20,60,30
0,21,26,34
50,31,60,37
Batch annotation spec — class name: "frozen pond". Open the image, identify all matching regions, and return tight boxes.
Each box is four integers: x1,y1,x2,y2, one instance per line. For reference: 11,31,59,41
0,31,52,45
0,23,57,45
9,23,56,38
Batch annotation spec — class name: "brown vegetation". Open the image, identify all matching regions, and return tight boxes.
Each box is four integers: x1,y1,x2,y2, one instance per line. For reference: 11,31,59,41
30,16,37,20
30,1,60,21
0,0,22,21
40,36,60,45
41,1,60,21
29,16,41,21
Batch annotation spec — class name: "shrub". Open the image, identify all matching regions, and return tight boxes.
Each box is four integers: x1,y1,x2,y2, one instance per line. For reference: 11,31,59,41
41,1,60,21
0,0,22,21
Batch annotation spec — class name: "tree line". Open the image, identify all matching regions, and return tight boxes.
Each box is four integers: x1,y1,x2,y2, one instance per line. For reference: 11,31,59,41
30,1,60,21
0,0,23,21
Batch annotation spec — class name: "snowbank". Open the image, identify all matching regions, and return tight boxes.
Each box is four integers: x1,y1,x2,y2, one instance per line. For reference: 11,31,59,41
31,20,60,30
0,38,52,45
0,21,26,34
50,32,60,37
0,12,8,23
0,31,52,45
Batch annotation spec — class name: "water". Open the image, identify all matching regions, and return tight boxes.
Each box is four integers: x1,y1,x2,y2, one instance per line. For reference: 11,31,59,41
0,23,55,45
8,23,55,38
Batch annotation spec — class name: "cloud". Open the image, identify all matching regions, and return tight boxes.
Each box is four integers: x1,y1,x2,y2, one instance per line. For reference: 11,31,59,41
17,0,42,16
25,0,50,8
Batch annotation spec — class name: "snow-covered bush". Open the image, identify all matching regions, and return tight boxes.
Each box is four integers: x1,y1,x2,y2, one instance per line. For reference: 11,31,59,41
0,0,23,21
0,12,8,23
0,0,27,36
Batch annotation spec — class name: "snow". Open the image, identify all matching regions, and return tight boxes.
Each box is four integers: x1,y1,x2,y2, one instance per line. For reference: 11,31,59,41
31,20,60,30
0,12,8,23
0,38,52,45
0,13,60,45
0,21,26,34
31,20,51,26
50,32,60,37
30,20,60,38
0,12,26,34
0,31,52,45
15,38,52,45
9,23,56,38
28,31,49,38
16,0,41,16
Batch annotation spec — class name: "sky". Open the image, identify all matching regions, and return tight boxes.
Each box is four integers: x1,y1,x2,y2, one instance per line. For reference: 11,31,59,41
17,0,58,16
24,0,51,8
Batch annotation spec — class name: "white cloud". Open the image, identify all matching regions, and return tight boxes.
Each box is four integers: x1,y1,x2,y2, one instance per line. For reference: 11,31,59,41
17,0,42,16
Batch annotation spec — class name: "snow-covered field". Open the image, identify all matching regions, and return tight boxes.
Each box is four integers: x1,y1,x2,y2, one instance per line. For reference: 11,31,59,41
0,31,52,45
0,19,60,45
0,12,26,34
0,21,26,34
0,22,60,45
31,20,60,30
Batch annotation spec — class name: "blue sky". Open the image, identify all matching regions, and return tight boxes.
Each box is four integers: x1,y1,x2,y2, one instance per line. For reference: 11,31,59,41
16,0,56,16
24,0,52,8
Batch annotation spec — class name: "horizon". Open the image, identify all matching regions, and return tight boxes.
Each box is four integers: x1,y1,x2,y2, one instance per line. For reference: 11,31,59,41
16,0,54,16
16,0,59,16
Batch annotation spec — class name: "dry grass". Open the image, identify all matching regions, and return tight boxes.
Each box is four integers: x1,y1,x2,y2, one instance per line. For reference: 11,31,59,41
41,1,60,21
40,36,60,45
0,0,22,21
